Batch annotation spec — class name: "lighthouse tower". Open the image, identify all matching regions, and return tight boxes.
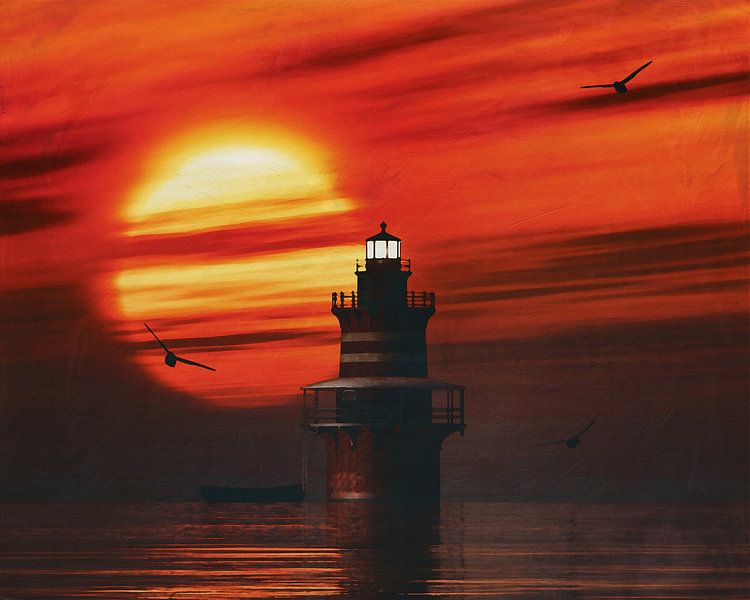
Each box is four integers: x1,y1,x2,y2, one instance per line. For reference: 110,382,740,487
303,223,465,501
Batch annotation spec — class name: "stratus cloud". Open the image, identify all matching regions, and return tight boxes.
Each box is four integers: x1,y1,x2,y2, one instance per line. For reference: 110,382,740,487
0,198,75,236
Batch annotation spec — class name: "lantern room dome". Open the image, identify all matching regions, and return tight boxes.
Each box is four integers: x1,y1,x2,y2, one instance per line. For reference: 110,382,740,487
366,221,400,242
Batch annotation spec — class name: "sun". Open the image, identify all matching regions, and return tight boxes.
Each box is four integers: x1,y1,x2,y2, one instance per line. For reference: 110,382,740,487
107,124,361,406
123,125,353,236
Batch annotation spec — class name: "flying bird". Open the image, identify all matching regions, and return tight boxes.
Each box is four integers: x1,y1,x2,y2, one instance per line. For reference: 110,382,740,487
580,61,652,94
536,420,595,449
144,323,216,371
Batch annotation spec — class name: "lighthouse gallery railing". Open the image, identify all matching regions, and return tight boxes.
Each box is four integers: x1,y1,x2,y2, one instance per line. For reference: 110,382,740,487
332,290,435,309
304,387,464,431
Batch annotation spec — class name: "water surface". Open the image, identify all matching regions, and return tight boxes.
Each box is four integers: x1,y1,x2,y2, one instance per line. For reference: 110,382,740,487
0,502,746,598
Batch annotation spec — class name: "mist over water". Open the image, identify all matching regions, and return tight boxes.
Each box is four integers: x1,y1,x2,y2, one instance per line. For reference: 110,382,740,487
0,502,746,598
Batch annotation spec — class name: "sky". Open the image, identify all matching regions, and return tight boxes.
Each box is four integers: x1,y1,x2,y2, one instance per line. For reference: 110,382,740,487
1,0,747,500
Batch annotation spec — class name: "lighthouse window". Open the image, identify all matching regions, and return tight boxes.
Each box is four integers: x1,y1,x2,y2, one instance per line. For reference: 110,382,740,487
388,240,399,258
366,240,374,259
375,240,387,258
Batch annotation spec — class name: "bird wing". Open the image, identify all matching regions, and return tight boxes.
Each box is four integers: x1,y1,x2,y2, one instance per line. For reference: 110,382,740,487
622,60,652,84
144,322,170,352
174,355,216,371
580,84,614,88
535,439,568,447
575,419,596,438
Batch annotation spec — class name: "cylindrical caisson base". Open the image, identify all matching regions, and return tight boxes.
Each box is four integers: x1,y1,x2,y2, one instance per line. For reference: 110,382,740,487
319,426,447,501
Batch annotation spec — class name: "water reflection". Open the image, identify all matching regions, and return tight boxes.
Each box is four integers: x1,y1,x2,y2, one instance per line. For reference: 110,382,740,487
0,502,746,598
327,502,440,598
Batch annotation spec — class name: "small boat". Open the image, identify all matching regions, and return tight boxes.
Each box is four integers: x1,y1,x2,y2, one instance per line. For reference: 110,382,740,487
199,484,305,503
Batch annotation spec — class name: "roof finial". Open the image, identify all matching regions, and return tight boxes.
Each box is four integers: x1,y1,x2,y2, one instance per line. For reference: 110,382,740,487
380,221,387,232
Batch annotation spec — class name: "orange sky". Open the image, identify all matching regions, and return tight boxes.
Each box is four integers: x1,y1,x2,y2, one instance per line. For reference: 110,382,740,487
1,0,747,407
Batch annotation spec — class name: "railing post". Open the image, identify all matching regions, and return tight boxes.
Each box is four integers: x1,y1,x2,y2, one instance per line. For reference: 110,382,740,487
430,291,435,307
351,291,355,308
332,292,337,308
448,389,453,424
340,291,345,308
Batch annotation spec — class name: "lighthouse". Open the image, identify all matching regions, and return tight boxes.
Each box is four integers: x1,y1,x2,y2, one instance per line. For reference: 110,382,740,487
303,222,465,501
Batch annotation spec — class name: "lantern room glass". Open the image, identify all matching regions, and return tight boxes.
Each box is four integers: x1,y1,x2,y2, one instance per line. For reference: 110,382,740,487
366,234,400,260
388,240,399,258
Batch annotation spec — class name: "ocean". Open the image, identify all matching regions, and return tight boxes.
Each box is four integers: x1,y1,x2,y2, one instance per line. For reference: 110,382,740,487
0,502,746,598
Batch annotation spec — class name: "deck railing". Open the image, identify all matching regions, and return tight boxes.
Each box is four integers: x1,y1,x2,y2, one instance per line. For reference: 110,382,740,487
304,388,464,430
406,291,435,308
332,291,358,308
331,290,435,309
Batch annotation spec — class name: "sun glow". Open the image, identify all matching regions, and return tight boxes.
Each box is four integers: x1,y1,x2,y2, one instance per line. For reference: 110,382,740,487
115,244,361,318
123,128,354,236
108,125,360,405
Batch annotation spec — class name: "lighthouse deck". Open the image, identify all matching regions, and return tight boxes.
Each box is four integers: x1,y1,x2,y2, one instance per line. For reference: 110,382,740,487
302,377,465,434
332,290,435,309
